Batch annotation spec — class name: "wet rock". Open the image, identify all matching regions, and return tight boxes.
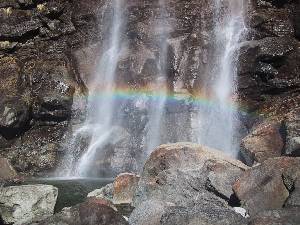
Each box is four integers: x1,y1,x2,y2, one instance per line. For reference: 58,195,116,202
284,110,300,156
0,184,58,225
0,157,17,180
36,197,128,225
113,173,140,205
233,157,300,216
248,207,300,225
0,124,67,175
134,143,247,207
131,143,248,225
88,183,114,201
240,121,284,166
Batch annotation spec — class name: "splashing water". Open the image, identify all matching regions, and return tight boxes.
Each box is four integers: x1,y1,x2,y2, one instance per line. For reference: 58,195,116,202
74,0,125,177
195,0,247,157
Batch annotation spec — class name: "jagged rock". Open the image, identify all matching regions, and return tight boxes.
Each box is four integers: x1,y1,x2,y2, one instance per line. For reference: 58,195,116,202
0,184,58,225
0,124,67,175
88,183,114,201
131,143,248,225
248,207,300,225
36,197,128,225
113,173,140,205
240,121,284,166
284,110,300,156
0,157,17,180
233,157,300,216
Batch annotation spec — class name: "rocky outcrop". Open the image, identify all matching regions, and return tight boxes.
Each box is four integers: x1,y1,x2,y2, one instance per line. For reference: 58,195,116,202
0,184,58,225
233,157,300,216
36,197,128,225
240,121,284,165
113,173,140,205
0,157,17,181
248,207,300,225
130,143,248,225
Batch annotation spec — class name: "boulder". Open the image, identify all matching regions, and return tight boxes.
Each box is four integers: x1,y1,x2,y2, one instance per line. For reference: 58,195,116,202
36,197,128,225
248,207,300,225
131,143,248,225
0,184,58,225
88,183,114,201
233,157,300,216
0,157,17,181
113,173,140,205
240,121,284,166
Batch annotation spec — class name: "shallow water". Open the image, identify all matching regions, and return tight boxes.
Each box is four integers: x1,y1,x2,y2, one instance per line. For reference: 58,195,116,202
25,178,114,212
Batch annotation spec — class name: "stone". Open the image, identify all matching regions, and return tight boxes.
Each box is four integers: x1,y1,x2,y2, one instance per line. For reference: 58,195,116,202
284,110,300,156
233,157,300,216
240,121,284,166
130,143,248,225
0,157,17,180
248,207,300,225
133,143,248,207
88,183,114,201
0,184,58,225
36,197,129,225
113,173,140,205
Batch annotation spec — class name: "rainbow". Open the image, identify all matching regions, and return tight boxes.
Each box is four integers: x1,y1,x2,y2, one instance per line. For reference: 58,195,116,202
74,85,253,116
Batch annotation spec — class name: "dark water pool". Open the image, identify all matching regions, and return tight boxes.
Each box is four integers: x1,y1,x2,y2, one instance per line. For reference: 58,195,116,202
25,177,114,212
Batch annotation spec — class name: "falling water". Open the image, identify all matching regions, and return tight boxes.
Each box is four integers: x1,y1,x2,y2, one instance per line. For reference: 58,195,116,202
144,0,169,156
196,0,247,156
74,0,125,177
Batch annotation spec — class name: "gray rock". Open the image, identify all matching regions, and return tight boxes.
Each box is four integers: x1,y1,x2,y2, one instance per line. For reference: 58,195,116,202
240,121,284,166
87,183,114,201
0,184,58,225
0,157,17,181
130,143,248,225
284,110,300,156
233,157,300,216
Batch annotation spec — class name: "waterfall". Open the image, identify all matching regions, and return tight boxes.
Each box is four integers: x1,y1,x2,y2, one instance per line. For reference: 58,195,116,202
195,0,247,156
70,0,125,177
144,0,169,156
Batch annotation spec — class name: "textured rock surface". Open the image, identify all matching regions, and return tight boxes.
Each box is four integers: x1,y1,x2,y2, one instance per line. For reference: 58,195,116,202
240,121,284,166
130,143,248,225
0,184,58,225
233,157,300,216
36,197,128,225
248,207,300,225
0,157,17,180
113,173,140,205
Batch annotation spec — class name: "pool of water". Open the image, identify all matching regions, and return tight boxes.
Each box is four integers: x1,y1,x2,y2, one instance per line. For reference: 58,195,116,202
25,177,114,212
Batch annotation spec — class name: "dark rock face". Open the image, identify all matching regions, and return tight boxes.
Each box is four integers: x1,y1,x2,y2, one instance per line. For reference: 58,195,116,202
233,157,300,216
0,0,101,175
130,143,248,225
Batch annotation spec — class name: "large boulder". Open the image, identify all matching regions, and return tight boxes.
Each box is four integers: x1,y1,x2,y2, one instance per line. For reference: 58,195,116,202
0,184,58,225
36,197,128,225
233,157,300,216
131,143,248,225
248,207,300,225
240,121,284,166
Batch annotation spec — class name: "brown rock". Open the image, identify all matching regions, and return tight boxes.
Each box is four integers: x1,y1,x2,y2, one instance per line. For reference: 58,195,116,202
0,157,17,180
248,207,300,225
113,173,140,205
233,157,300,216
240,121,284,166
37,197,128,225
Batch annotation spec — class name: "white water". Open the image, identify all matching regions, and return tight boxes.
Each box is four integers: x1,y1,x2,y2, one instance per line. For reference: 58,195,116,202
74,0,125,176
196,0,247,156
144,0,169,156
